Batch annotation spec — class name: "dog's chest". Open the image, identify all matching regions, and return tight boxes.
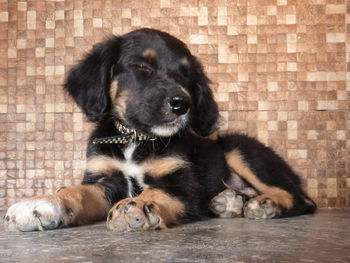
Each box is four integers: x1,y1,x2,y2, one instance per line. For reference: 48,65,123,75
122,144,143,177
121,144,148,195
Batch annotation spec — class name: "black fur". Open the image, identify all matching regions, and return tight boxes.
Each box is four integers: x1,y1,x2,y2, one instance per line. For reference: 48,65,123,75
64,28,316,222
191,58,219,136
65,37,121,121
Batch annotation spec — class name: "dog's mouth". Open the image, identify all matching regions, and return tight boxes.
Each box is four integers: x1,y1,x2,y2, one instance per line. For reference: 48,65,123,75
150,114,189,137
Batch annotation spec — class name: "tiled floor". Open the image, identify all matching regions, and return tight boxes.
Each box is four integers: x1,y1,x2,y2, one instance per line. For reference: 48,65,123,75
0,209,349,263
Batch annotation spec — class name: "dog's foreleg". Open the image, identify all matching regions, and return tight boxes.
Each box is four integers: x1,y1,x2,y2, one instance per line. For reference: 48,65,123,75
4,185,110,231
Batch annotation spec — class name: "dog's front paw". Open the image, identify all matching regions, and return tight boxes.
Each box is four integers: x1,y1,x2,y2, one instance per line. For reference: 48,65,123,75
4,198,67,231
209,189,244,218
106,198,164,231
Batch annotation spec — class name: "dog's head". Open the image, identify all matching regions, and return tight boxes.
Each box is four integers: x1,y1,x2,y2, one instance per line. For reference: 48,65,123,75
65,28,218,137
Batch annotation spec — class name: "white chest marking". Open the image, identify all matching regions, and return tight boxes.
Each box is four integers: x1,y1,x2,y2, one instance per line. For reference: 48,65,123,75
122,144,148,197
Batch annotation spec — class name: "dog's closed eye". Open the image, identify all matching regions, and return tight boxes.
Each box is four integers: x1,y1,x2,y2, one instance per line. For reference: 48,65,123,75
130,63,154,76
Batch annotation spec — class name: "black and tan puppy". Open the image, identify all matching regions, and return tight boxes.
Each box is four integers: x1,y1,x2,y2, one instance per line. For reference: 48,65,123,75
4,28,316,232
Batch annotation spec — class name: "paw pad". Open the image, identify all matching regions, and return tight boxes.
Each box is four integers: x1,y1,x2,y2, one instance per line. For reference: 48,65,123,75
107,199,162,231
210,189,243,218
244,198,276,219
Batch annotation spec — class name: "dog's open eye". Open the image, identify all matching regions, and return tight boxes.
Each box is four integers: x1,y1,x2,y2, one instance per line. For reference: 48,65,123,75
131,63,154,76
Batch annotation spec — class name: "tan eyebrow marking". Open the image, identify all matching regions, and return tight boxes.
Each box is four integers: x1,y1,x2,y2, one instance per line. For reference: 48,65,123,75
180,57,189,67
142,49,156,59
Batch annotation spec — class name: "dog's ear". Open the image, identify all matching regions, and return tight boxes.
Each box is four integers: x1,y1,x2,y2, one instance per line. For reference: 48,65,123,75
190,58,219,137
64,37,121,122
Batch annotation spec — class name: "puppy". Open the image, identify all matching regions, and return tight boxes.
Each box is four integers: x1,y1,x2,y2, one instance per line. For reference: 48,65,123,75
4,28,316,232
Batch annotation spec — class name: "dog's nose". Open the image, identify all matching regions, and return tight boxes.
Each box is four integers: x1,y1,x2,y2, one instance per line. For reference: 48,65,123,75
169,95,189,116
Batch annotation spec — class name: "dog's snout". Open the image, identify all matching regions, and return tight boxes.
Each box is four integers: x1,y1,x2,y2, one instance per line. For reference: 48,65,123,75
169,95,189,116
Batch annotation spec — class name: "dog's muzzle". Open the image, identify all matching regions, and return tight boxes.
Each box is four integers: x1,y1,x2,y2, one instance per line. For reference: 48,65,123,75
150,93,190,137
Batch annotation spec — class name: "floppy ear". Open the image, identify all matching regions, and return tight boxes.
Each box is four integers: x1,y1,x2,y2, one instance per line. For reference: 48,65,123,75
191,58,219,137
64,36,121,122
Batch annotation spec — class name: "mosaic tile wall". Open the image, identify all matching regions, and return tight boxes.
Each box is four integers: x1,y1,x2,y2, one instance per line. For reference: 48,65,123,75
0,0,349,209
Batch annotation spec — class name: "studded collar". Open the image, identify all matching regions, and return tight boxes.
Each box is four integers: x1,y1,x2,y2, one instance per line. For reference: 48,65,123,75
92,120,157,145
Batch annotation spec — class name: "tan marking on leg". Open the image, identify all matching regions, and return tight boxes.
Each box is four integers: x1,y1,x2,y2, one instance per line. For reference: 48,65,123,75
143,156,189,178
142,48,156,59
225,149,268,192
138,188,185,226
225,149,293,211
86,155,123,175
255,187,294,211
109,80,118,102
56,184,110,225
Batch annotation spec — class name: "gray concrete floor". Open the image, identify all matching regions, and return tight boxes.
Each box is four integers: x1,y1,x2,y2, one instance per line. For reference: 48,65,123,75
0,210,349,263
